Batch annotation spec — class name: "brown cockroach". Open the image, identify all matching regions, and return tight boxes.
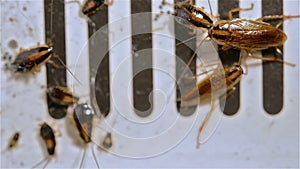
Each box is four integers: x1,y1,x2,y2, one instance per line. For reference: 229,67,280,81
10,0,81,83
11,45,54,73
72,103,100,168
32,122,56,169
67,0,114,17
97,115,118,152
81,0,114,16
163,0,299,66
178,63,244,148
47,85,79,106
7,132,20,150
10,43,80,84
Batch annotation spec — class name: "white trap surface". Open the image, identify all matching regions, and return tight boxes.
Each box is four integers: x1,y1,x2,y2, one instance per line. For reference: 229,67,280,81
1,0,299,168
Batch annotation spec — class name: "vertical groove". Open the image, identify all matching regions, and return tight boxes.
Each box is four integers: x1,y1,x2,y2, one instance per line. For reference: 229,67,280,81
262,0,284,114
88,5,110,117
131,0,153,117
44,0,67,119
218,0,241,116
175,0,197,116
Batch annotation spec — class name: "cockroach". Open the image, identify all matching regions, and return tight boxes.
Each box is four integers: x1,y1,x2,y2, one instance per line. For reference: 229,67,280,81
178,63,244,148
67,0,114,17
32,122,56,169
98,131,113,152
102,132,112,149
1,131,20,153
98,115,118,151
47,85,79,106
81,0,114,16
163,0,299,66
7,132,20,150
10,0,81,83
73,103,100,168
11,45,54,73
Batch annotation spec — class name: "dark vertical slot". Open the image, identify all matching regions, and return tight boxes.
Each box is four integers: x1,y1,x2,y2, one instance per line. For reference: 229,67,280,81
175,0,197,116
88,6,110,117
218,0,240,116
44,0,67,119
131,0,153,117
262,0,283,114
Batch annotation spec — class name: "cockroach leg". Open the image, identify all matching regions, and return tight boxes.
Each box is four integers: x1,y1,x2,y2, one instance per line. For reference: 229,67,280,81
47,60,61,69
256,15,300,28
51,53,82,85
79,145,87,169
256,15,300,22
1,132,21,153
91,144,100,168
196,84,238,148
176,34,210,85
78,144,99,168
225,87,237,97
245,50,296,67
276,21,284,28
196,101,216,149
228,3,254,20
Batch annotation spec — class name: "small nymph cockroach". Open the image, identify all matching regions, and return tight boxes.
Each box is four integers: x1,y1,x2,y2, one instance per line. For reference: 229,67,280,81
98,132,113,151
178,63,244,148
102,132,112,149
7,131,20,150
67,0,114,17
81,0,114,16
32,122,56,169
47,85,79,106
98,116,118,151
9,0,56,74
164,0,299,66
73,103,100,168
1,131,20,153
